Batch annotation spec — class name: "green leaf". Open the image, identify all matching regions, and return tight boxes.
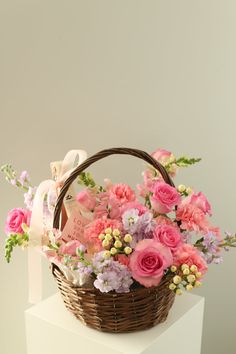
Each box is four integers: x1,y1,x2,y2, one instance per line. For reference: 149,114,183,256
175,156,202,167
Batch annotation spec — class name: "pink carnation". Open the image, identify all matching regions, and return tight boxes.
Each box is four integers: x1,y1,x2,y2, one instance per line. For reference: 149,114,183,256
84,217,122,251
129,239,173,287
150,181,181,214
5,208,31,234
176,203,209,232
76,190,96,211
174,244,208,275
154,225,182,251
110,183,136,205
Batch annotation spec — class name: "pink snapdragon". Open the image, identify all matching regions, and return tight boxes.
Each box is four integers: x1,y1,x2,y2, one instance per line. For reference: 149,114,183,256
187,192,212,216
76,190,96,211
5,208,31,234
150,181,181,214
121,201,148,216
93,192,120,219
129,239,173,287
59,240,82,256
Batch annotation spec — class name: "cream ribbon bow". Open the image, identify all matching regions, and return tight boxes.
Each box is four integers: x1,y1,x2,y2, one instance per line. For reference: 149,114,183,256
28,150,87,304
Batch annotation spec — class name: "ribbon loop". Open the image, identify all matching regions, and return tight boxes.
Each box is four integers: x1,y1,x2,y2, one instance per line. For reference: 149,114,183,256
28,149,87,304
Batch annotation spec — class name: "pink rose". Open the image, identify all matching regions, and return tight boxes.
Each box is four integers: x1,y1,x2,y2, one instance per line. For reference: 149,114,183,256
5,208,31,234
129,239,173,287
110,183,136,205
154,225,182,251
76,190,96,211
188,192,212,216
59,240,82,256
176,203,209,232
150,181,181,214
174,244,208,275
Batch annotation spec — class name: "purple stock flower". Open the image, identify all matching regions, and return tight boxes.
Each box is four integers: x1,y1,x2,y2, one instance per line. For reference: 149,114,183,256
122,208,156,244
93,252,133,293
201,232,222,264
94,271,120,292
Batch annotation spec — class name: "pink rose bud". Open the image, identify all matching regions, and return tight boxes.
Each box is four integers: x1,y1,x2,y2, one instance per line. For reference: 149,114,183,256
152,148,173,162
150,181,181,214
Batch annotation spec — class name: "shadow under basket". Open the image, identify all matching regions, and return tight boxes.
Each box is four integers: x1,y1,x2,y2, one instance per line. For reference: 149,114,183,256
52,263,175,333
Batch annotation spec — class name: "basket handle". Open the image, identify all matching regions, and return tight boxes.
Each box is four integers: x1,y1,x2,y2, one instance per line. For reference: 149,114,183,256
53,147,175,229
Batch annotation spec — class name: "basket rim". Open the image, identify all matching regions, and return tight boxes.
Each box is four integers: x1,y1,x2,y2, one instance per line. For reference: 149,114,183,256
52,262,173,296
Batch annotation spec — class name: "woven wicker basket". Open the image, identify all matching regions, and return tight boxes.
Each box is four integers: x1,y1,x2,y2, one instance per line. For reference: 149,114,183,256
52,147,176,333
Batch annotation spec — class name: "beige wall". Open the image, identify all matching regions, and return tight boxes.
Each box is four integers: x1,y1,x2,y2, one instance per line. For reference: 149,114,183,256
1,1,236,353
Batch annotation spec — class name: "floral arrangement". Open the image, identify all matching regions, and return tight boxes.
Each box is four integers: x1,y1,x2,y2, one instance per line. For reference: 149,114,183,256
2,148,236,296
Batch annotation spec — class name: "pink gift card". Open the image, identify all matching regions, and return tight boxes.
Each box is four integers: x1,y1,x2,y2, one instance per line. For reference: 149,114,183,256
61,211,90,244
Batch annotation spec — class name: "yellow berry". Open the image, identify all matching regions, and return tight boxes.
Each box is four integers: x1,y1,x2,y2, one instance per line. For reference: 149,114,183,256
102,239,110,248
175,288,183,295
187,275,196,283
194,281,202,288
177,184,186,193
181,264,189,271
114,240,122,248
170,265,177,272
105,227,112,234
124,246,132,255
98,233,105,240
124,234,132,243
105,234,112,241
186,187,192,195
173,275,182,285
183,268,190,275
110,247,117,255
190,265,198,272
195,272,202,278
113,229,120,236
186,284,193,291
103,251,111,259
169,283,176,290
